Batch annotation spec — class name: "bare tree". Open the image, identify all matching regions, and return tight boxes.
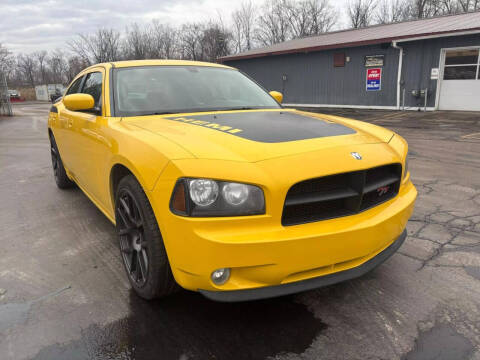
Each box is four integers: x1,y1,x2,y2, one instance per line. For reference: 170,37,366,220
232,6,245,53
13,0,480,88
178,20,233,61
232,1,257,53
347,0,378,28
201,21,233,62
34,50,48,84
17,54,37,87
0,43,13,72
411,0,430,18
307,0,338,34
376,0,409,23
439,0,462,13
404,0,443,19
179,23,205,60
0,44,10,65
150,21,179,59
255,0,292,46
69,28,121,65
47,49,68,84
458,0,480,11
286,0,337,38
66,56,88,83
123,23,151,60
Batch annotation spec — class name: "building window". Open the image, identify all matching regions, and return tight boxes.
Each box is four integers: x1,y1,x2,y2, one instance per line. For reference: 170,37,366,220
443,49,480,80
334,53,345,67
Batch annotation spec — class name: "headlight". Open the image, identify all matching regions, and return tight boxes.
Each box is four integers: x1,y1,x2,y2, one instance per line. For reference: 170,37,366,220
222,182,249,206
189,179,218,206
170,178,265,217
404,152,409,179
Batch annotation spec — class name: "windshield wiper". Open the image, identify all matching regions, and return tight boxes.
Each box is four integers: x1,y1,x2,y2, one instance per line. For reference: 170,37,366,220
206,107,264,112
140,111,176,116
222,107,259,111
138,107,269,116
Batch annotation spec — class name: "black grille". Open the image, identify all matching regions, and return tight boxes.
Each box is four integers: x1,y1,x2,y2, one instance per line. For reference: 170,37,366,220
282,164,402,226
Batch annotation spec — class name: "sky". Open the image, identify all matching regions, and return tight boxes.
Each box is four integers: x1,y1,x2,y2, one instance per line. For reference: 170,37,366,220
0,0,348,54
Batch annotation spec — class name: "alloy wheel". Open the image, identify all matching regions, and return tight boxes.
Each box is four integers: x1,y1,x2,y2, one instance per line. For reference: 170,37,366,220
116,189,149,287
50,143,59,181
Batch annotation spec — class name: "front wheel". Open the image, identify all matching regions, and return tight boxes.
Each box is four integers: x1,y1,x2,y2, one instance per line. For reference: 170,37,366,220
49,134,74,189
115,175,178,299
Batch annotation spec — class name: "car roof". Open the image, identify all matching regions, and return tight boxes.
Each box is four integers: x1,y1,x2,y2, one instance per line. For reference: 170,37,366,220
91,59,235,70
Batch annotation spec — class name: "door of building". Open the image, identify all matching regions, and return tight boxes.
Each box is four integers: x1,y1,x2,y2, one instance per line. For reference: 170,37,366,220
439,48,480,111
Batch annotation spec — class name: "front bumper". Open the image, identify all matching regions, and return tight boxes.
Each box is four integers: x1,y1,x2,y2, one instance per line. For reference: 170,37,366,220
200,229,406,302
150,163,416,297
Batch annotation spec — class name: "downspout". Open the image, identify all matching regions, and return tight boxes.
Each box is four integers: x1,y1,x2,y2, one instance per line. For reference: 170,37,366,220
392,41,403,110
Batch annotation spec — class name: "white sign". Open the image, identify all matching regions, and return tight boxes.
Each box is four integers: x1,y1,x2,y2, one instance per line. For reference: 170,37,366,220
35,85,49,101
365,55,384,67
431,68,439,80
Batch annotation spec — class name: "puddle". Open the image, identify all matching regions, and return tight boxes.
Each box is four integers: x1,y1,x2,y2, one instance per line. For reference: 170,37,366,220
465,267,480,281
0,301,32,333
30,291,326,360
403,323,474,360
0,286,70,333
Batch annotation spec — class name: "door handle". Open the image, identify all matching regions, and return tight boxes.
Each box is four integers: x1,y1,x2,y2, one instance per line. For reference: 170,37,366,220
67,119,73,128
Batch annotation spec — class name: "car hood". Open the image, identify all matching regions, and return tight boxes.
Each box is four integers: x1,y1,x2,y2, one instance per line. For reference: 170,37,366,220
126,109,394,163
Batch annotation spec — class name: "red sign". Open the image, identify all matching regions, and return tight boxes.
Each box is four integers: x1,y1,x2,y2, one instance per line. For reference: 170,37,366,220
366,68,382,91
367,68,381,80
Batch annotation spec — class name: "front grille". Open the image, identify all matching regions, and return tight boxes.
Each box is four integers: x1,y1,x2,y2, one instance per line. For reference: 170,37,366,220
282,164,402,226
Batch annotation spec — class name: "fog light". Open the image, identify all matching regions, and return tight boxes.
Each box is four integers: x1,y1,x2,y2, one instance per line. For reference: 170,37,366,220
211,268,230,285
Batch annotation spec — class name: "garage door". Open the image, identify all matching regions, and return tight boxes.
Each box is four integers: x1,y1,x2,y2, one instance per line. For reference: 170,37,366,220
439,48,480,111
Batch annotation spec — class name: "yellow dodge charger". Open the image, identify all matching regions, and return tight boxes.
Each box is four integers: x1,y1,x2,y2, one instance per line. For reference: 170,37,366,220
48,60,416,301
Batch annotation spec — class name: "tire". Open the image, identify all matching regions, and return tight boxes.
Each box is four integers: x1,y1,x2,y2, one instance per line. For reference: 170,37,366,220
49,133,75,189
115,175,178,299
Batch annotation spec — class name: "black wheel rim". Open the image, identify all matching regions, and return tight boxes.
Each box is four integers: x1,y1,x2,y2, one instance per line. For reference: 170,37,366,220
50,143,59,181
116,189,149,287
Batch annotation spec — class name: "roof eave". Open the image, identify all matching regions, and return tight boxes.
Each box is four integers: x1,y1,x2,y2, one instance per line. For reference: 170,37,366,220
219,28,480,63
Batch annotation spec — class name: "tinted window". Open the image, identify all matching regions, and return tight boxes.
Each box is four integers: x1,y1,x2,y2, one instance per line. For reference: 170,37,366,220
113,66,280,117
445,50,478,65
66,76,84,95
443,49,480,80
81,72,103,107
444,66,477,80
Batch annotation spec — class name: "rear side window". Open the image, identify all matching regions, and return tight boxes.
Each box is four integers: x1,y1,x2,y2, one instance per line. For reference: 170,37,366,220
81,72,103,107
66,76,84,95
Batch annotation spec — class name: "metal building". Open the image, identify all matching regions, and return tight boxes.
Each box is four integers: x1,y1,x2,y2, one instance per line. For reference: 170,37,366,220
220,12,480,111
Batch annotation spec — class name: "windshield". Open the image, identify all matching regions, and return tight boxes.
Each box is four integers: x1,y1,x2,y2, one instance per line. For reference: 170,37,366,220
113,65,280,116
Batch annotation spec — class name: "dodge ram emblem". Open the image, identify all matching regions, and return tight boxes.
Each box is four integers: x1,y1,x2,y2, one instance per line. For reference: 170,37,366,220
351,152,362,160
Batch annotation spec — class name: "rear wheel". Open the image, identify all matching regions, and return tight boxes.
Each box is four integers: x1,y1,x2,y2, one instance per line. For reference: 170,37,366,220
49,134,74,189
115,175,177,299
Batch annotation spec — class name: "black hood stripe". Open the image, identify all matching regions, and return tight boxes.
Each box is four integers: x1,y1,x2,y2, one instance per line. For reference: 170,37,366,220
166,111,355,143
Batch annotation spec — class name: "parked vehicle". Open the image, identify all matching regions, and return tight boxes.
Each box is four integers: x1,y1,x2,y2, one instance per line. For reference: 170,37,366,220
50,88,62,103
47,60,416,301
8,89,20,99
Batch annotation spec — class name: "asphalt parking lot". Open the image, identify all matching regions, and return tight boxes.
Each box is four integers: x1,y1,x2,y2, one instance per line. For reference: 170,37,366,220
1,102,480,360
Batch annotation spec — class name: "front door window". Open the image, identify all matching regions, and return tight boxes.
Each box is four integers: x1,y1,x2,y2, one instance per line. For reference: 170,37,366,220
81,72,103,109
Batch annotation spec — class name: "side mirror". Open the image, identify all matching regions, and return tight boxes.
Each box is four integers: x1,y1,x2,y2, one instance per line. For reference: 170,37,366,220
269,91,283,104
63,94,95,112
